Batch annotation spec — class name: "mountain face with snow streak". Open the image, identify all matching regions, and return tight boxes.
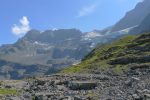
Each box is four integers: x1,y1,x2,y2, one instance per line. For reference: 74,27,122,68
111,0,150,32
0,29,93,79
0,27,127,79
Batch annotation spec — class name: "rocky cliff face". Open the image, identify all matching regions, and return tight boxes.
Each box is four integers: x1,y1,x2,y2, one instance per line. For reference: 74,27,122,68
0,29,93,79
130,13,150,34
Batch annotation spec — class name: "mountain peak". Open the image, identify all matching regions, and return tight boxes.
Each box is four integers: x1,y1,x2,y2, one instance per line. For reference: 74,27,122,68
111,0,150,32
23,29,41,41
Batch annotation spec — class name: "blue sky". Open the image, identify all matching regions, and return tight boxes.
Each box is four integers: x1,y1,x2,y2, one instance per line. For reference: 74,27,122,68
0,0,141,45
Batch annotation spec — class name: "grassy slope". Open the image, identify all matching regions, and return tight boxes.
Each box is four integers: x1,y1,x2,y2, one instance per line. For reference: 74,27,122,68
62,33,150,74
0,89,18,95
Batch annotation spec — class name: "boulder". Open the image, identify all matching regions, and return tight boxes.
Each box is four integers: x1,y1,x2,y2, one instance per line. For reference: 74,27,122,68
68,81,97,90
132,94,141,100
144,94,150,100
59,96,72,100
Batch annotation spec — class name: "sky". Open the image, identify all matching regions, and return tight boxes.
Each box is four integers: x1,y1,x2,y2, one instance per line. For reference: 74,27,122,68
0,0,142,45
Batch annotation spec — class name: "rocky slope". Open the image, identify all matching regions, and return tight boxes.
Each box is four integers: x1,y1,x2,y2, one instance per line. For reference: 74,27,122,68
62,32,150,74
59,32,150,99
0,71,149,100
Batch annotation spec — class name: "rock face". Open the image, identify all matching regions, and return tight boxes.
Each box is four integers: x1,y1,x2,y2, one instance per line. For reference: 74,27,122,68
111,0,150,32
0,29,93,79
130,13,150,34
144,94,150,100
0,27,128,79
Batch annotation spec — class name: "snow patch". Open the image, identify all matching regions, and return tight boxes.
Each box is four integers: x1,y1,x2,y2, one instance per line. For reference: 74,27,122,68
82,32,103,40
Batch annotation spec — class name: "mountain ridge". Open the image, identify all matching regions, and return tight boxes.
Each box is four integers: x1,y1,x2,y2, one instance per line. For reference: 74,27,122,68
111,0,150,32
0,29,93,79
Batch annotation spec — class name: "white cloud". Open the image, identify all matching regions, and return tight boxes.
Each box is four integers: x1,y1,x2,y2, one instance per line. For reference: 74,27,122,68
77,4,97,17
12,16,30,37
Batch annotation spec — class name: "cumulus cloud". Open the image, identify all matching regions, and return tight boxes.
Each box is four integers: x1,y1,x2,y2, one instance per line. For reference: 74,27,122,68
12,16,30,37
77,4,97,17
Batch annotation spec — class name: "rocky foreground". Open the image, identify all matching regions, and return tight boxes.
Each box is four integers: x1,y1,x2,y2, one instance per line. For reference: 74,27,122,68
0,65,149,100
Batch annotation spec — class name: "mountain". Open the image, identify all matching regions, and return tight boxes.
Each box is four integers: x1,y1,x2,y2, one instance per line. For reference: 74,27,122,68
1,0,150,80
0,32,149,100
0,29,94,79
0,27,122,79
130,12,150,34
62,32,150,74
83,0,150,49
111,0,150,32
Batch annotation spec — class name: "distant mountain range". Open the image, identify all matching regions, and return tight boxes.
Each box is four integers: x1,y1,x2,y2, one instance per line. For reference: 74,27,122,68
0,28,119,79
0,29,90,79
0,0,150,79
